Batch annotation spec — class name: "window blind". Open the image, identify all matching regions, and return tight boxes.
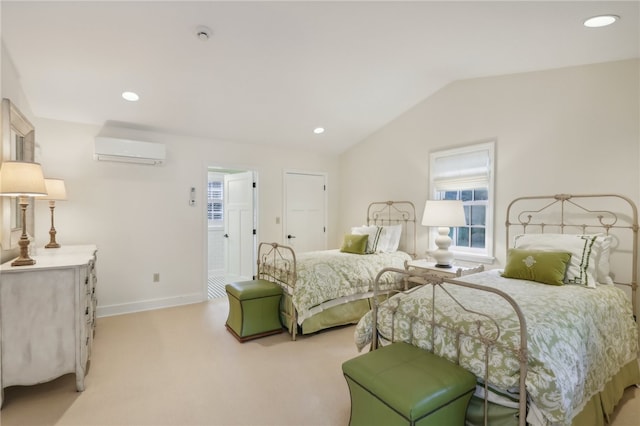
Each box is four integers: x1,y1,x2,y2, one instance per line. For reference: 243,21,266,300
431,148,490,191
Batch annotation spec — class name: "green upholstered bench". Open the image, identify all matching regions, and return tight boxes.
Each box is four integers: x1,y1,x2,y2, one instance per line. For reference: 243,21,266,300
225,279,283,342
342,342,476,426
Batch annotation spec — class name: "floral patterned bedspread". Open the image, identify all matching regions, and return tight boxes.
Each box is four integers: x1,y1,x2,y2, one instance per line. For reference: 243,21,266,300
292,249,411,324
354,269,639,425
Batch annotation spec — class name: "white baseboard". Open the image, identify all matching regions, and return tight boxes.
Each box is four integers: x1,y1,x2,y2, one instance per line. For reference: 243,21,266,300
96,292,206,318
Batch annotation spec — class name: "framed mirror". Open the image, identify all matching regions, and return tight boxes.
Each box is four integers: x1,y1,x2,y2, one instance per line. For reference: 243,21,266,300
1,98,35,251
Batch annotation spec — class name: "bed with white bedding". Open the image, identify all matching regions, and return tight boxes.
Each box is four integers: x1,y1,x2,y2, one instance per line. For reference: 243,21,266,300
353,193,640,426
290,249,412,326
258,201,417,340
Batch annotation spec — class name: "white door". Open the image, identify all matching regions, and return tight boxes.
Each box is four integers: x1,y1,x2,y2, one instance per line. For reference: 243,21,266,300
224,171,255,282
284,172,326,252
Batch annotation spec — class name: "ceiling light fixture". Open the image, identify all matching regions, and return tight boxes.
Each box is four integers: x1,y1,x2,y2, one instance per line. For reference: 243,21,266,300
196,25,212,41
313,127,325,134
584,15,620,28
122,91,140,102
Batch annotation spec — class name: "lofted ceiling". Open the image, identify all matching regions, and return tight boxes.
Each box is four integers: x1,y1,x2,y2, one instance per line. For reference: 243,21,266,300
1,1,638,154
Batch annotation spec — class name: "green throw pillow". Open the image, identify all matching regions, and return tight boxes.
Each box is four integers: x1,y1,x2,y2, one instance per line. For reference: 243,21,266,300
340,234,368,255
502,249,571,286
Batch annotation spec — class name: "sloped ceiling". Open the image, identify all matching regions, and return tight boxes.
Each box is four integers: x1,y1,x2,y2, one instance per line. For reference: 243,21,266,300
2,1,638,154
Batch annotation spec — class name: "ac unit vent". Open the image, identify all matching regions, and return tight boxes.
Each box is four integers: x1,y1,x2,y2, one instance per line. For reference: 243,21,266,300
94,137,166,165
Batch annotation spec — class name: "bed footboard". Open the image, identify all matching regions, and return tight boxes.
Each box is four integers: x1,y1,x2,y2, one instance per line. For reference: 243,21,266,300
369,267,528,426
257,242,298,340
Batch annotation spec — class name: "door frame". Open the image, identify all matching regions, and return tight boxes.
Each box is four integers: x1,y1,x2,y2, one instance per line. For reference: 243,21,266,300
203,164,258,300
282,169,328,251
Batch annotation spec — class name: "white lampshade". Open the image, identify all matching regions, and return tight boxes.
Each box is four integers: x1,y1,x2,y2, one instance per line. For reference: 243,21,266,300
0,161,47,197
422,200,467,227
42,178,68,201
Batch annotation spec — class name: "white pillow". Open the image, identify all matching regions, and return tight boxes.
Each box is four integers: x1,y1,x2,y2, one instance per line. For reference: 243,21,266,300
592,234,613,285
377,225,402,252
513,233,600,288
351,225,382,254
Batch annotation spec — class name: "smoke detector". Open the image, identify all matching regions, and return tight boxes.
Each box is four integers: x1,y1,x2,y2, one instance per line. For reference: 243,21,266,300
196,25,212,41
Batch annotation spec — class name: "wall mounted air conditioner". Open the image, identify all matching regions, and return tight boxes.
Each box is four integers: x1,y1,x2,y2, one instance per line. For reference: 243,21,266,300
94,137,166,165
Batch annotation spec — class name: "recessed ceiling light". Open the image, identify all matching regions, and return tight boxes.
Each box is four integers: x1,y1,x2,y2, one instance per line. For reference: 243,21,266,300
313,127,325,134
122,91,140,102
584,15,619,28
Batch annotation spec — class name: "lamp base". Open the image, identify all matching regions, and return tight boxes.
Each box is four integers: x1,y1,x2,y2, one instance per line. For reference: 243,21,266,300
432,227,454,269
434,263,453,269
45,206,61,249
11,256,36,266
12,237,35,266
45,229,60,248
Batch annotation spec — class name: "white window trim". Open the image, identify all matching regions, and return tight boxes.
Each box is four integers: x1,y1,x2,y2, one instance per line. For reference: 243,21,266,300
207,173,224,228
429,141,495,264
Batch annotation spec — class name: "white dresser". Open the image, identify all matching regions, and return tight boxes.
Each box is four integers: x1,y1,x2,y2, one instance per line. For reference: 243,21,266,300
0,245,97,408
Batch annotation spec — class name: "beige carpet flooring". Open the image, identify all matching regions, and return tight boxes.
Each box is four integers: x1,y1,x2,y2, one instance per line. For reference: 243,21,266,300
1,297,639,426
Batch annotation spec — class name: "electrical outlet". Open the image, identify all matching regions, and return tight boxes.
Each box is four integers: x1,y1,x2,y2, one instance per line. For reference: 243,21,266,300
153,273,160,283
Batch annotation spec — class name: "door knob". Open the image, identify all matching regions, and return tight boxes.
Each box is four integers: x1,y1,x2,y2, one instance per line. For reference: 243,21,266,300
224,234,229,238
287,234,296,239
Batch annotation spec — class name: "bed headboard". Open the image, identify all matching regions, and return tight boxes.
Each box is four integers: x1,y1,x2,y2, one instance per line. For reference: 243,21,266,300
505,193,639,315
367,201,416,258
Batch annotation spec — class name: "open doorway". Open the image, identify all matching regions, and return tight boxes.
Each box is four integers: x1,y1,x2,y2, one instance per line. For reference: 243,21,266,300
207,167,257,299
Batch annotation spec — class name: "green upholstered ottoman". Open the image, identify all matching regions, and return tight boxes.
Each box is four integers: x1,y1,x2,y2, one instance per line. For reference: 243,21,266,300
342,342,476,426
225,279,283,342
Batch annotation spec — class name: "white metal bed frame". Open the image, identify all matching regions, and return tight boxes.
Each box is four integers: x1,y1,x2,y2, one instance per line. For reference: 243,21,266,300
366,200,417,258
257,200,417,340
366,193,639,426
505,193,638,318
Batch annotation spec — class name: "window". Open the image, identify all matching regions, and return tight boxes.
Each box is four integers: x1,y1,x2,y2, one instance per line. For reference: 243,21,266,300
429,141,495,263
207,179,223,224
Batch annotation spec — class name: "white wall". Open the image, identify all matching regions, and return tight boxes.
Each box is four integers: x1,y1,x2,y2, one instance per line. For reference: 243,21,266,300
339,59,640,266
0,47,33,120
2,40,341,315
30,118,340,316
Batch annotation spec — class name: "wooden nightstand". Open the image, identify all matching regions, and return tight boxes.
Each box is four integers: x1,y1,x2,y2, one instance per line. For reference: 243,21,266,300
404,259,484,289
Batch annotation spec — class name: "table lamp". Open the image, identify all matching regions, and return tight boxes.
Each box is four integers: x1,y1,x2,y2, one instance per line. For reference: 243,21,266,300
41,178,67,248
0,161,47,265
421,200,467,268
